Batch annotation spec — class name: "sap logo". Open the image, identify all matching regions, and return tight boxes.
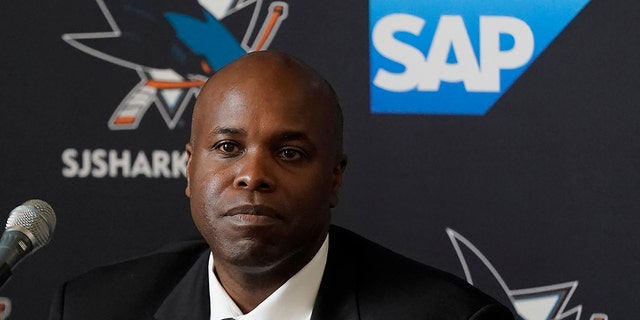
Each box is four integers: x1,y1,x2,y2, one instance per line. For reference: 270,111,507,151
372,14,533,93
369,0,590,115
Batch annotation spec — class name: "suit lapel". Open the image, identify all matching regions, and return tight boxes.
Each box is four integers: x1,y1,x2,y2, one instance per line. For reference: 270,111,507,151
154,250,211,320
311,226,360,320
154,226,361,320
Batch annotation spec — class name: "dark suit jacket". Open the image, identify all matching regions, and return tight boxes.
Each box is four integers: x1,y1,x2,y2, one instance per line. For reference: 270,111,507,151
49,226,514,320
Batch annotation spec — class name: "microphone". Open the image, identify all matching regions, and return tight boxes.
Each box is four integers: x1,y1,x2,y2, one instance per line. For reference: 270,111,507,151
0,200,56,287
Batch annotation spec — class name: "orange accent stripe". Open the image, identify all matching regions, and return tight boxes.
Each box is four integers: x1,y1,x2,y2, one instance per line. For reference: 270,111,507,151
145,80,206,89
254,6,284,51
201,60,213,75
113,117,136,124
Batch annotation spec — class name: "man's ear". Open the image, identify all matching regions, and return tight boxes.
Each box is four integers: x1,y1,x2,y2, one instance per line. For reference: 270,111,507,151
329,154,348,208
185,143,193,198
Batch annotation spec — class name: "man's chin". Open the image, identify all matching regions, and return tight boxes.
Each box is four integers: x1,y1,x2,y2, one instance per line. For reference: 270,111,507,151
216,240,293,272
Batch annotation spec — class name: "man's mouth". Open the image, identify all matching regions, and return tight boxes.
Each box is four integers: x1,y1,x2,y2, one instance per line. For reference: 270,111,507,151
223,204,282,226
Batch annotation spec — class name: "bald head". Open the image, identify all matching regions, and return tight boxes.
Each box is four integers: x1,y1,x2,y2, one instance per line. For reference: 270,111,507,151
191,51,343,156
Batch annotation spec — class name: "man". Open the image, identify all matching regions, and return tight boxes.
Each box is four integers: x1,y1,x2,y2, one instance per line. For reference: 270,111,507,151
49,51,514,320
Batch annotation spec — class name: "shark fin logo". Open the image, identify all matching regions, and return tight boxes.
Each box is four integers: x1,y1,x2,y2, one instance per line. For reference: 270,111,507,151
370,0,590,115
446,228,608,320
62,0,288,130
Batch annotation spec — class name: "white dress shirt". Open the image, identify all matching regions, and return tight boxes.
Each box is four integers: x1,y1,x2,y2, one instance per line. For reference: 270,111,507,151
208,236,329,320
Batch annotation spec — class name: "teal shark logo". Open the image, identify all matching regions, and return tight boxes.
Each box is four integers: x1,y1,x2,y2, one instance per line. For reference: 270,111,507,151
446,229,608,320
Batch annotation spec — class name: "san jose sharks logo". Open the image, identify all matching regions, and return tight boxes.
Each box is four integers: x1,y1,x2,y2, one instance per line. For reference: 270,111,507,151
62,0,288,130
446,229,608,320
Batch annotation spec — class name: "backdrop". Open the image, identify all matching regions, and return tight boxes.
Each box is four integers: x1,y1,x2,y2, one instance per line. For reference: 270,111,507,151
1,0,637,319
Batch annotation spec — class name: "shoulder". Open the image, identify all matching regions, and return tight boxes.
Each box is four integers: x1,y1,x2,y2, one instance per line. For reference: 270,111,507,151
68,237,208,286
50,238,209,319
328,226,513,319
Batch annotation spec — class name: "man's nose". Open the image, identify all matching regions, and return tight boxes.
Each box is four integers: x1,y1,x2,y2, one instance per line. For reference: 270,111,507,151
233,151,276,191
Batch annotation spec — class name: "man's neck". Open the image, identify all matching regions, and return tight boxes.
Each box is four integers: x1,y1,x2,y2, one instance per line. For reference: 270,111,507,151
212,238,326,313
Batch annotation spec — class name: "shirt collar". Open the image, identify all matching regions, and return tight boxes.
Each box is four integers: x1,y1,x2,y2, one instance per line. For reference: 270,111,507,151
208,235,329,320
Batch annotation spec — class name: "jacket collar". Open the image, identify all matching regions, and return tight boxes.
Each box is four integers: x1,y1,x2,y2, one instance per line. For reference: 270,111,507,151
310,225,360,320
153,225,360,320
154,249,211,320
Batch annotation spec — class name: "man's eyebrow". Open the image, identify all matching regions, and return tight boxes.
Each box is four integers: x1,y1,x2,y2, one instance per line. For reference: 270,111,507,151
210,126,247,135
276,130,310,142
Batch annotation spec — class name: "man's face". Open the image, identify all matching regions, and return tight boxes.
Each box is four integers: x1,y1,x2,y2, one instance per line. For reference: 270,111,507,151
186,60,344,272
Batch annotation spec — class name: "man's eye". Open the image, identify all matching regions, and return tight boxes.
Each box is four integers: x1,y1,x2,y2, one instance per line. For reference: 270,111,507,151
278,148,305,160
213,142,240,154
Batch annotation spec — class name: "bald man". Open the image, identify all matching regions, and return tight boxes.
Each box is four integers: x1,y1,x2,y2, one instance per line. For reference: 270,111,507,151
49,51,514,320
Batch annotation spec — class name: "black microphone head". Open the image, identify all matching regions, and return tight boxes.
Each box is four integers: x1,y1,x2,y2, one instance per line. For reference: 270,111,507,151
6,200,56,250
